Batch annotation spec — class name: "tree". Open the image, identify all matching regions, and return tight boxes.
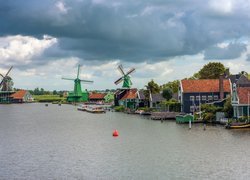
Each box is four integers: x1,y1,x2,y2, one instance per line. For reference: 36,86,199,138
162,88,173,101
145,80,160,94
193,62,226,79
161,80,180,93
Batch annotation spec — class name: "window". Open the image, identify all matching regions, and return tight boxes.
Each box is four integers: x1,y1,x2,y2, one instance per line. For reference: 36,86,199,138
202,96,206,101
196,96,200,101
190,106,195,112
214,95,218,100
208,95,213,101
190,96,194,101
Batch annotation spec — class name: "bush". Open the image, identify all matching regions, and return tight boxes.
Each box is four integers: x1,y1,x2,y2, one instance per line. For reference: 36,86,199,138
114,106,125,112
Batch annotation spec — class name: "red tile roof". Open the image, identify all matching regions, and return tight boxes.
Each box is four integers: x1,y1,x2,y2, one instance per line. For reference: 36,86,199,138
120,89,138,100
181,79,231,93
237,87,250,104
89,93,106,99
10,90,27,99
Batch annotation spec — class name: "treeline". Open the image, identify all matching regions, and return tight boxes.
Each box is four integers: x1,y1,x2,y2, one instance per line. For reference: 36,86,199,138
28,88,65,97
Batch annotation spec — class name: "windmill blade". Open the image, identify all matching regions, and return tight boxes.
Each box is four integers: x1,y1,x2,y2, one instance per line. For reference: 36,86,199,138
118,65,125,75
126,67,135,76
80,79,94,84
0,66,13,87
0,74,4,78
62,77,75,81
4,66,13,77
114,77,123,85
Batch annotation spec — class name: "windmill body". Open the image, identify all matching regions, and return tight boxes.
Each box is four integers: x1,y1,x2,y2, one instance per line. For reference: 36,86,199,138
0,66,15,103
62,65,93,103
114,65,136,106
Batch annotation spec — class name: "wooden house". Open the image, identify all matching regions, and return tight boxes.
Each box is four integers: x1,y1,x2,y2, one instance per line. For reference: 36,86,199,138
118,89,138,109
179,78,231,113
231,83,250,118
10,90,33,103
89,93,106,103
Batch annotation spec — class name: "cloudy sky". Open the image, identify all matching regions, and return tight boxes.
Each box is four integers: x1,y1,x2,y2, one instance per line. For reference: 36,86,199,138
1,0,250,91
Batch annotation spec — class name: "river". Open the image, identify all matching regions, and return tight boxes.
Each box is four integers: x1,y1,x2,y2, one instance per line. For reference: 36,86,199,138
0,103,250,179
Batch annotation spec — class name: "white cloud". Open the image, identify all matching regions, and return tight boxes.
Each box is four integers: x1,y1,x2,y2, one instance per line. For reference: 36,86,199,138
55,1,68,14
0,35,57,66
209,0,233,14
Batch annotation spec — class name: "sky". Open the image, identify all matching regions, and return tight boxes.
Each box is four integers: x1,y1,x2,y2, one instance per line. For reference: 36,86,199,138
1,0,250,91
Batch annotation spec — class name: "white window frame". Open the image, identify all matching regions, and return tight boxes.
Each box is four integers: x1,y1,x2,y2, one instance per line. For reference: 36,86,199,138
208,95,213,101
214,95,218,100
196,96,200,101
202,96,206,101
190,96,195,101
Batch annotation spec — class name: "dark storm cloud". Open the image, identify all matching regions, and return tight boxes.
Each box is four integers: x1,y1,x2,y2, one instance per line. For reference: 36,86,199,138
204,43,247,60
1,0,250,63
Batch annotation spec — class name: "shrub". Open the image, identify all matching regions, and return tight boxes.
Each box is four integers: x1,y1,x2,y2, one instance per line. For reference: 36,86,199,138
114,106,125,112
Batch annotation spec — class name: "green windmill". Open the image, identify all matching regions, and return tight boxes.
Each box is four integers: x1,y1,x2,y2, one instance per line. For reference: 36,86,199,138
114,64,135,89
62,65,93,102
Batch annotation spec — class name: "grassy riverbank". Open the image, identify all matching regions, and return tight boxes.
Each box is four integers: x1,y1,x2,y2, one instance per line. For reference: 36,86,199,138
33,95,66,103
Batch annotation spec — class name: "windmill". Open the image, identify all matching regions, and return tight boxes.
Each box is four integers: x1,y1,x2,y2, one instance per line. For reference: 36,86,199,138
0,66,14,92
62,65,93,102
114,64,135,89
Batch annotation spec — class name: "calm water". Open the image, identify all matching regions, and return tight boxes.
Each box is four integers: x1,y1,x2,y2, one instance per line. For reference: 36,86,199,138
0,103,250,180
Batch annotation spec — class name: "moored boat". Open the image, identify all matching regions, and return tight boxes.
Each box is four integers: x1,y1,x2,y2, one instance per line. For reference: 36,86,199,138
225,122,250,129
77,104,88,111
86,106,106,113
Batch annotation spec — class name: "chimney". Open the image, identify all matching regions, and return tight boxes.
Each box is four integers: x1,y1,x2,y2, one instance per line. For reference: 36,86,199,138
219,75,224,100
224,68,230,78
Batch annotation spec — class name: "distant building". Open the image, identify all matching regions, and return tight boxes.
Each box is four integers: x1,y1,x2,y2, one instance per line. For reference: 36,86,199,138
104,92,114,103
179,78,231,113
10,90,33,103
119,89,138,109
231,83,250,118
229,73,250,87
89,93,106,103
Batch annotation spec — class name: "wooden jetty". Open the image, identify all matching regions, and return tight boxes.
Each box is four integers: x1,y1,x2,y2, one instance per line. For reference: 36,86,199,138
151,112,178,120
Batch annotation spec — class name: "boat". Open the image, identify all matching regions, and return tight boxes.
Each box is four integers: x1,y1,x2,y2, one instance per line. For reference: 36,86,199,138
77,104,88,111
86,106,106,113
176,114,194,123
225,122,250,129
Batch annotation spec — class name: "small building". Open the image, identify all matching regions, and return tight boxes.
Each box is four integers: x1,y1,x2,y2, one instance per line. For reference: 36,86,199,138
179,78,231,113
231,83,250,118
150,93,165,108
118,89,138,109
104,92,114,103
10,90,33,103
89,93,106,103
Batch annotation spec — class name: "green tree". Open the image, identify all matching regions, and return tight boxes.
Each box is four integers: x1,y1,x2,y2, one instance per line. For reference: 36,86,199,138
145,79,160,94
161,80,180,93
162,88,173,100
193,62,226,79
223,97,233,118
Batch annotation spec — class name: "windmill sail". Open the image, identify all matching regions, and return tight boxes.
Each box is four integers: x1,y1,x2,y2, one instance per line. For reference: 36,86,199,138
126,68,135,75
0,66,13,88
118,65,125,75
114,77,123,85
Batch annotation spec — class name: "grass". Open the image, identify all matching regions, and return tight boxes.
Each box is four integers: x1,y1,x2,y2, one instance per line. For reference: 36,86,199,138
33,95,66,103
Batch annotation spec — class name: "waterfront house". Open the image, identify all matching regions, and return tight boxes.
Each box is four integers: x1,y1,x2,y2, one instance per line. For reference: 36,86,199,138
231,83,250,118
179,78,231,113
10,90,33,103
89,93,106,104
118,89,138,109
149,93,165,108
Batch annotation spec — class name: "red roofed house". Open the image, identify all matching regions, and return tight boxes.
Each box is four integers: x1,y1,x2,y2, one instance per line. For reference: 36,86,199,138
119,89,138,109
10,90,33,103
89,93,106,104
179,77,231,113
231,83,250,118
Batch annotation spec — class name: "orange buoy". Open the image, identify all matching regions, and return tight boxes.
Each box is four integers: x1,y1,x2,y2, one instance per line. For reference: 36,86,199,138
113,130,119,137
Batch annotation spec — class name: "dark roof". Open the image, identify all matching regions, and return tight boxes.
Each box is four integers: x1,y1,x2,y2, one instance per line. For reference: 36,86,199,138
229,74,241,85
237,87,250,104
181,79,231,93
138,90,146,100
151,93,165,103
229,74,250,87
